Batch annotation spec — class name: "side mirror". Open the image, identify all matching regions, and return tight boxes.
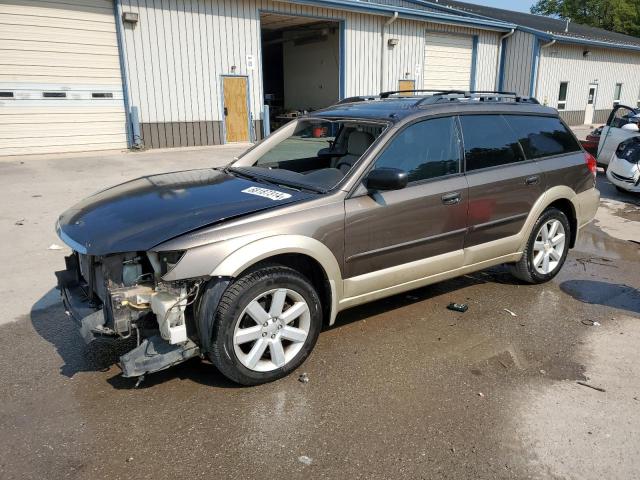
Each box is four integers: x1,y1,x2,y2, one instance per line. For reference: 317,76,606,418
365,168,408,191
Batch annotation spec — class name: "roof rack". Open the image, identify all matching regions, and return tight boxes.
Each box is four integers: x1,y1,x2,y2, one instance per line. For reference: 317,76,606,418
336,95,379,104
379,89,465,98
378,89,539,105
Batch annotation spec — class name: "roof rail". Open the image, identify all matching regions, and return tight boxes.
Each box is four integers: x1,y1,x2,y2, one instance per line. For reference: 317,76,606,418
415,91,539,106
379,89,466,98
336,95,379,104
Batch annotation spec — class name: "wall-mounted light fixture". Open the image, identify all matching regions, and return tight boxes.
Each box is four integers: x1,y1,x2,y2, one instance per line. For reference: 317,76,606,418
122,11,139,24
388,38,399,47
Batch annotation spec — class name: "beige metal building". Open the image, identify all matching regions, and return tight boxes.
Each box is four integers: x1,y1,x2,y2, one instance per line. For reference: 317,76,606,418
2,0,640,156
434,0,640,126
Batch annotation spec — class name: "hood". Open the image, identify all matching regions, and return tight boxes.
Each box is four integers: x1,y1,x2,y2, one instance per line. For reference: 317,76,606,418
57,168,315,255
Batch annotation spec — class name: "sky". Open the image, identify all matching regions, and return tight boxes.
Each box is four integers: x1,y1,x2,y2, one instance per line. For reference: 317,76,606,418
465,0,534,13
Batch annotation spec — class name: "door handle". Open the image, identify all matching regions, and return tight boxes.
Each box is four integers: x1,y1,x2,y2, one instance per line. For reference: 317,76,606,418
441,192,461,205
224,107,228,116
525,175,540,185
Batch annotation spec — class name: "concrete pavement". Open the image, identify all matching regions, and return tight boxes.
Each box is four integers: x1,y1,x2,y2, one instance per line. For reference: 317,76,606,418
0,143,638,480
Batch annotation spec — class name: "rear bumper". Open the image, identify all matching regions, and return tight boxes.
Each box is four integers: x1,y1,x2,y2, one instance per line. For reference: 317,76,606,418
576,187,600,229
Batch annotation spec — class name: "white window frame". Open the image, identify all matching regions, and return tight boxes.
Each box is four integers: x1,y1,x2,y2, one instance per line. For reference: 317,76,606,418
614,83,623,106
557,81,568,110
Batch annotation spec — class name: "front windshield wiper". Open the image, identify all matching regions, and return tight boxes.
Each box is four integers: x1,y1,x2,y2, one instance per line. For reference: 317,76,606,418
228,167,327,194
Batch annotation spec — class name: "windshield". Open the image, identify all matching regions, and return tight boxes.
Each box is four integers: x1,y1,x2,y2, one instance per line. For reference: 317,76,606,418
230,119,385,192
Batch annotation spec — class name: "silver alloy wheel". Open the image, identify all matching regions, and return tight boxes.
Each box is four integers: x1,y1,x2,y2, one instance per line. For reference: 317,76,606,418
532,219,566,275
233,288,311,372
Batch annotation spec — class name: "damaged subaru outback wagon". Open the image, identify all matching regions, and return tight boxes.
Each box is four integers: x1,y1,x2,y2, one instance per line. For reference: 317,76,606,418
56,91,600,385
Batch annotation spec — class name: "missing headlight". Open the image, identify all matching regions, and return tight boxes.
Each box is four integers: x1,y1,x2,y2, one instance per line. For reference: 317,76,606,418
148,250,185,276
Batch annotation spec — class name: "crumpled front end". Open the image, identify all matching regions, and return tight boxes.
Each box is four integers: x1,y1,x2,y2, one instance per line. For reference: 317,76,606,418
55,250,203,378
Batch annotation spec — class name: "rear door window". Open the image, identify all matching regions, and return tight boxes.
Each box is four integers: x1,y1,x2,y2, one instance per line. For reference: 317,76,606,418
506,115,581,159
459,115,525,171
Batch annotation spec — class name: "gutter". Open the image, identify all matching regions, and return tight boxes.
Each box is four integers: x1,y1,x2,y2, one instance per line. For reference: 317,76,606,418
495,28,515,90
380,12,399,92
275,0,515,32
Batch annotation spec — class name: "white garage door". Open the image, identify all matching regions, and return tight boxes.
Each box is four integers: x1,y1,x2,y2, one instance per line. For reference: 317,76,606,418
423,32,474,91
0,0,127,156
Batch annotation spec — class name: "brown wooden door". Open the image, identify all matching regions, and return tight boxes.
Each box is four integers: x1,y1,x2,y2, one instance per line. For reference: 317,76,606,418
398,79,415,96
223,76,249,143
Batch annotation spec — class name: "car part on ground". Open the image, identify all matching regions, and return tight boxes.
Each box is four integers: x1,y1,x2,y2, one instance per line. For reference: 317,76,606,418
54,90,600,385
606,137,640,193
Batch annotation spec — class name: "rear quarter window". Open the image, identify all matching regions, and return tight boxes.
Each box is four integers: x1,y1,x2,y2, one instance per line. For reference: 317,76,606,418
506,115,581,159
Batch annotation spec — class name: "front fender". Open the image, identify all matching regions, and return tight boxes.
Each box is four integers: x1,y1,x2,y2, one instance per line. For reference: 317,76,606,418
210,235,343,325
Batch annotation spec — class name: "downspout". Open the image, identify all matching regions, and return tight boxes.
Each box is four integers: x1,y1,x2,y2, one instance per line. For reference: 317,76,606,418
380,11,398,93
533,38,556,98
113,0,136,148
495,28,515,90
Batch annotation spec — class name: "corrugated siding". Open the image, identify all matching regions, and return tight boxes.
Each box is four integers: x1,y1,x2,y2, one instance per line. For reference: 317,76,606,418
537,43,640,116
122,0,501,147
0,0,127,156
502,30,535,96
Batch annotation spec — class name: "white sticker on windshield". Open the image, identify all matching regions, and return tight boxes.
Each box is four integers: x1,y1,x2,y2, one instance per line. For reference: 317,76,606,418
242,186,292,201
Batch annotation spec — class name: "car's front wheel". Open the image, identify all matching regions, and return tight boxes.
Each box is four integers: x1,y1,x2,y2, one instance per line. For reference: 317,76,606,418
509,208,571,284
207,265,322,385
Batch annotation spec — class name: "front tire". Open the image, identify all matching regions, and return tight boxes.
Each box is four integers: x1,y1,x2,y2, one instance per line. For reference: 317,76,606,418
509,208,571,284
207,265,322,385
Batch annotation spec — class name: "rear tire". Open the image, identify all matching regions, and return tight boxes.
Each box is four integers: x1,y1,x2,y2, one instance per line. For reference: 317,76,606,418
509,208,571,284
206,265,322,385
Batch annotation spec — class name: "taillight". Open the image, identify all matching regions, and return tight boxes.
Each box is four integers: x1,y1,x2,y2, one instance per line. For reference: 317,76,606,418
585,152,597,177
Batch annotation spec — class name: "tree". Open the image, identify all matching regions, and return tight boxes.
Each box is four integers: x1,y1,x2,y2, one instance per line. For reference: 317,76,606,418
530,0,640,38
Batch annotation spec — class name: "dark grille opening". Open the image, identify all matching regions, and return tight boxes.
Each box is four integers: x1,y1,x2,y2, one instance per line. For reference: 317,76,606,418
0,91,14,98
92,92,114,98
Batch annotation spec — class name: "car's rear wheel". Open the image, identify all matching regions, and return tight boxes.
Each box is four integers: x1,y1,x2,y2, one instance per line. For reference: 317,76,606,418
509,208,570,284
207,265,322,385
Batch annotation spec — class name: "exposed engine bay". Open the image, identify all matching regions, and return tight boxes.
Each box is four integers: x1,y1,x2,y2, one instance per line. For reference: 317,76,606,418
56,250,204,380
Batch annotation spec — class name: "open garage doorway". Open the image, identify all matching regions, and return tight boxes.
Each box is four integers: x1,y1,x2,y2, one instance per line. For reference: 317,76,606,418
260,13,342,134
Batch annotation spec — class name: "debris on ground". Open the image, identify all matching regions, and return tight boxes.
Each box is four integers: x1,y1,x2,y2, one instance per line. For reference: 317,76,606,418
14,219,25,226
581,319,601,327
539,369,546,375
447,303,468,313
298,373,309,384
47,244,64,250
126,457,134,463
577,381,606,392
31,194,42,198
503,308,518,317
477,392,485,397
298,455,312,465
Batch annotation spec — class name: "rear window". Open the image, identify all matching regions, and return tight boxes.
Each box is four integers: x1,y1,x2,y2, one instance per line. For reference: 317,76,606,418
507,115,581,159
459,115,525,171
